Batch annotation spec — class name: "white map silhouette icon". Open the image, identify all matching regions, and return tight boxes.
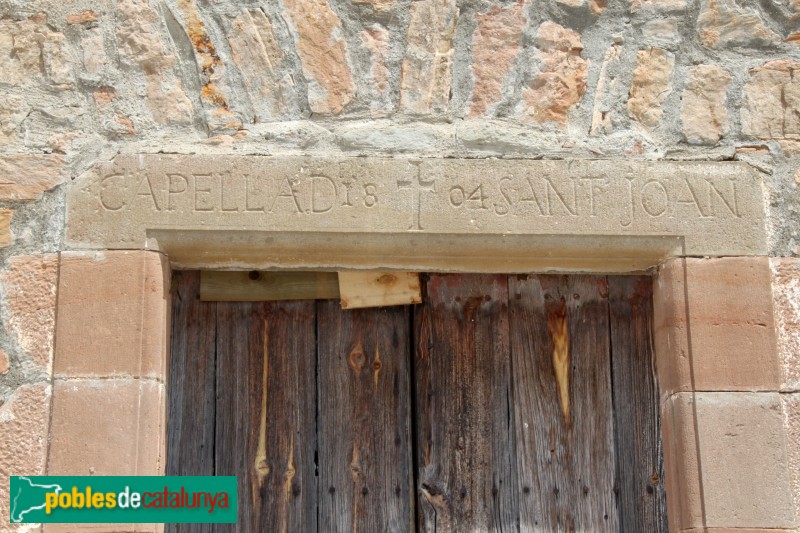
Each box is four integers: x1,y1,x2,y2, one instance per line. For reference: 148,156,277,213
10,477,63,523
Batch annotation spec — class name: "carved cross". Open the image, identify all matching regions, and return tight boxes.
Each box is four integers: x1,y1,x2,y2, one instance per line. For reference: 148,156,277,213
397,172,436,231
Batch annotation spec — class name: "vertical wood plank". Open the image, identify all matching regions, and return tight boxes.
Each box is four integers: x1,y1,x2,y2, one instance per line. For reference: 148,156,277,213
414,274,517,532
317,302,414,533
166,271,216,533
609,276,667,533
214,300,317,533
509,275,617,532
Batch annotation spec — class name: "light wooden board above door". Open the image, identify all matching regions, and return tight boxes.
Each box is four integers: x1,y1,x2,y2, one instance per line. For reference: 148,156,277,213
200,270,422,309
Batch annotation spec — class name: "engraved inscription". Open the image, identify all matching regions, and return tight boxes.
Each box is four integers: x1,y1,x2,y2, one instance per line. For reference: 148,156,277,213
640,180,668,217
98,168,746,230
99,174,125,211
363,184,378,208
98,171,382,217
448,183,489,210
69,157,766,260
397,170,436,231
68,157,766,261
168,174,188,211
442,174,743,227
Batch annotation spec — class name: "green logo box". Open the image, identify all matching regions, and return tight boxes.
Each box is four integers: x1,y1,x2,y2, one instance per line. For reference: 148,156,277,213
9,476,237,524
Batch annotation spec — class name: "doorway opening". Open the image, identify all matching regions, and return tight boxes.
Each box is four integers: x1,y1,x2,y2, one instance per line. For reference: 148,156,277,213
167,272,666,532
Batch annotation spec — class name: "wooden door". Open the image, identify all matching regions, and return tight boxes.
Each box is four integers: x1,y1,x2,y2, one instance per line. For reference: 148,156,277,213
167,273,666,532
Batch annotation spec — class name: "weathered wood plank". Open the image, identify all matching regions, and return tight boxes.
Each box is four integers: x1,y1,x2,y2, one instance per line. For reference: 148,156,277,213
166,271,216,533
201,270,339,301
338,272,422,309
414,274,517,532
317,302,414,532
609,276,667,533
214,300,317,533
509,275,617,532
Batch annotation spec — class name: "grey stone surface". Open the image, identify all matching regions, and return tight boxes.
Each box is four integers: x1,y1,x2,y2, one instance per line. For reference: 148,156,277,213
66,155,765,271
665,392,797,529
693,392,795,528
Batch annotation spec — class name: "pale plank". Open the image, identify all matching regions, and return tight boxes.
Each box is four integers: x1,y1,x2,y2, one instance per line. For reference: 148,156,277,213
338,271,422,309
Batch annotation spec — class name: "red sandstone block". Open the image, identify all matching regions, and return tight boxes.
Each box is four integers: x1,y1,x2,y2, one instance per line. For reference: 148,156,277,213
54,251,170,381
654,257,779,394
663,392,795,530
47,379,165,477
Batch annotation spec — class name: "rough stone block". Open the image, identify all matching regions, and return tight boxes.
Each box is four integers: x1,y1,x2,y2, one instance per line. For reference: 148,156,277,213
0,208,11,247
782,393,800,529
0,17,41,86
81,28,107,77
590,42,623,134
697,0,780,49
522,22,587,124
654,257,780,394
352,0,395,9
0,155,65,202
641,18,680,46
743,60,800,139
681,65,732,145
170,0,241,130
359,24,392,117
630,0,686,10
400,0,458,114
66,10,99,25
227,10,297,121
0,93,28,143
0,384,51,528
116,0,194,126
54,251,170,380
0,254,59,371
282,0,355,115
627,48,674,127
771,258,800,390
0,14,73,88
47,379,166,476
469,3,525,117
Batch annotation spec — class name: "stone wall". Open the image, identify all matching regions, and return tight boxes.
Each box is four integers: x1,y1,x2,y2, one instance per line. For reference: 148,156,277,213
1,0,800,530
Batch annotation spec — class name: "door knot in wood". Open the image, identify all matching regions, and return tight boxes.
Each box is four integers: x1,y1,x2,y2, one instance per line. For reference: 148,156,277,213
547,296,571,426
